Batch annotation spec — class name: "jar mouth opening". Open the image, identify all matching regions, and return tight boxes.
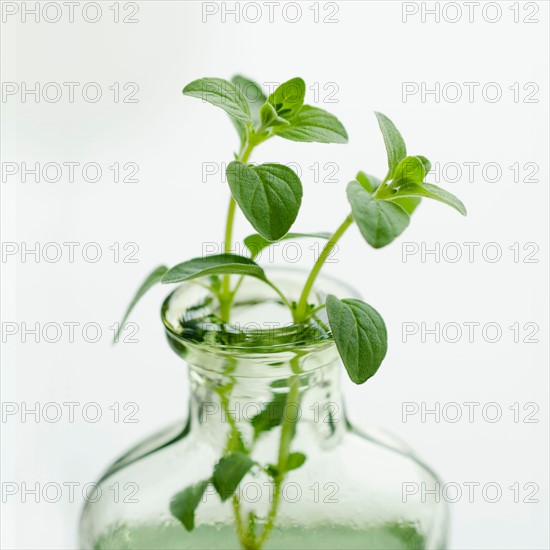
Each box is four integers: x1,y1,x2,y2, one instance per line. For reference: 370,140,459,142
161,268,360,355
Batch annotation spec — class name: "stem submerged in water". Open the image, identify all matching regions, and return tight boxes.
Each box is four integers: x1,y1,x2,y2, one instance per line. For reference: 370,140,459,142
256,363,302,549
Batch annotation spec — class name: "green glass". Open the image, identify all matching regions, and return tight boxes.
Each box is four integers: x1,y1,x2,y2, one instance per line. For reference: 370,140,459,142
80,271,448,549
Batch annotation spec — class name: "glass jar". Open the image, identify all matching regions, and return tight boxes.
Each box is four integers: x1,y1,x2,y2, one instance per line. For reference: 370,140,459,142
80,270,448,549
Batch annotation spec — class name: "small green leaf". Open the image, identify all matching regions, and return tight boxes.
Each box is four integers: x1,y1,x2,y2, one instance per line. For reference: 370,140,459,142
389,182,467,216
268,77,305,120
326,296,387,384
259,102,291,129
356,171,382,193
250,392,288,439
162,254,266,284
232,75,266,120
286,452,306,472
374,112,407,177
231,75,266,145
275,105,348,144
244,232,331,260
212,452,255,501
347,181,410,249
170,480,209,531
182,78,251,122
417,155,432,174
114,265,168,343
226,161,303,241
390,156,426,187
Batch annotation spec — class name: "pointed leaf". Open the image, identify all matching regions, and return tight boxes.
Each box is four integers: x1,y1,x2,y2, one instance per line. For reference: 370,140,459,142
250,392,288,439
226,161,303,241
391,196,421,215
260,102,291,129
244,232,331,260
417,155,432,174
347,181,410,249
356,171,382,193
212,452,255,501
391,156,426,187
374,112,407,177
114,265,168,343
182,78,251,122
232,75,266,120
268,77,305,120
389,182,467,215
170,480,209,531
162,254,266,284
275,105,348,144
286,452,307,472
326,296,387,384
231,75,266,145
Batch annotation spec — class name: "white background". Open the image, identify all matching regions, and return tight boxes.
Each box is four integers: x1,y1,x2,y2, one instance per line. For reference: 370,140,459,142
1,1,549,548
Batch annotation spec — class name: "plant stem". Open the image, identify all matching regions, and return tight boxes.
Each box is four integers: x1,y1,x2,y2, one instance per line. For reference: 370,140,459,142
256,375,301,548
220,134,263,322
220,197,238,321
294,213,354,321
218,386,253,549
232,495,252,548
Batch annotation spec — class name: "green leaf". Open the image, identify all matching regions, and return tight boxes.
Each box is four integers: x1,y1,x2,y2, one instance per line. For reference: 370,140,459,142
182,78,251,122
347,181,410,248
326,296,387,384
170,480,209,531
226,161,303,241
391,196,421,215
268,77,305,120
114,265,168,343
374,112,407,177
212,452,255,501
162,254,266,284
244,232,331,260
275,105,348,144
259,102,291,129
388,182,467,216
231,75,266,145
250,392,288,439
390,156,426,187
356,171,382,193
232,75,266,120
417,155,432,174
286,452,306,472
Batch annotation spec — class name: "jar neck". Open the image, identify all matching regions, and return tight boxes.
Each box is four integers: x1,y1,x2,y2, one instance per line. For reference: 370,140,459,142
185,356,347,448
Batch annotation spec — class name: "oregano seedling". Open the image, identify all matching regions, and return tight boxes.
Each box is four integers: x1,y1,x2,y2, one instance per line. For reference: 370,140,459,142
115,74,466,548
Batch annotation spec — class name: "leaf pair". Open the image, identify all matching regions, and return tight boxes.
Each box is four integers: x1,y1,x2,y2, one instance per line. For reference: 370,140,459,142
349,113,466,249
182,76,348,145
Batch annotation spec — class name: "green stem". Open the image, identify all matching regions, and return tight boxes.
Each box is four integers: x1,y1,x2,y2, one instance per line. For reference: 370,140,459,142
220,197,238,321
294,213,354,321
265,280,295,313
232,495,252,548
256,375,301,548
220,133,266,323
308,303,327,316
218,386,253,549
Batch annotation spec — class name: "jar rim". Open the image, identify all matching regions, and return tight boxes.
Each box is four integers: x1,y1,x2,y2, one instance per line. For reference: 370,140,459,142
161,267,361,356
